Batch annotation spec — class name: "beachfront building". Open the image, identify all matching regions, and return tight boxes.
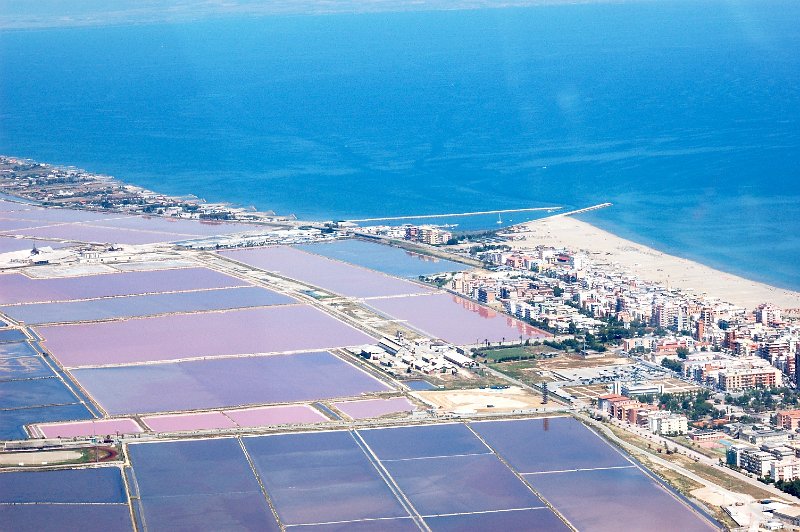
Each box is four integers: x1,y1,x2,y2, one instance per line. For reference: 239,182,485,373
405,225,452,246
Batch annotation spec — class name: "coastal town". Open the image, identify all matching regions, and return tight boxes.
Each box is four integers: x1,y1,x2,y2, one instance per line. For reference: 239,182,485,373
2,156,800,530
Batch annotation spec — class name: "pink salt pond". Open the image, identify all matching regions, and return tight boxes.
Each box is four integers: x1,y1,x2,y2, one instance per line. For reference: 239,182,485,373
225,405,327,427
368,293,551,345
142,412,237,433
142,405,327,433
220,246,431,298
39,305,374,367
33,418,143,438
333,397,416,420
14,224,195,245
0,267,244,305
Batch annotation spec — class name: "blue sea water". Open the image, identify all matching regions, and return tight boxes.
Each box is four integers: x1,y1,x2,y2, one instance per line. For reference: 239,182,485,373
1,1,799,288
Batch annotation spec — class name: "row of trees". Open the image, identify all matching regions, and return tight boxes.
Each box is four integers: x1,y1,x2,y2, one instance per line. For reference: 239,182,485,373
633,391,719,421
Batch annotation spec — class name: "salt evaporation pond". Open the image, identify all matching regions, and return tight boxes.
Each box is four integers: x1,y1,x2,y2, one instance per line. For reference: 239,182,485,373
0,328,28,343
221,246,431,298
368,293,550,344
34,418,143,439
40,305,373,367
297,238,469,278
225,404,327,427
333,397,416,419
526,466,717,532
0,267,244,305
383,453,543,516
0,467,133,532
404,379,437,391
0,505,133,532
13,223,196,245
0,341,40,358
0,404,93,440
142,411,238,432
71,351,390,415
128,438,280,531
0,236,67,254
0,218,51,232
359,423,490,461
425,508,570,531
471,416,631,473
121,418,717,530
142,404,328,432
0,199,30,212
90,215,260,236
244,430,411,525
0,355,55,381
0,206,113,224
3,286,294,324
0,378,80,409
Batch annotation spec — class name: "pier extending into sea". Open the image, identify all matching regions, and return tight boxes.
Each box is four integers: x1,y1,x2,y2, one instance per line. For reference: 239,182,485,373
345,206,562,223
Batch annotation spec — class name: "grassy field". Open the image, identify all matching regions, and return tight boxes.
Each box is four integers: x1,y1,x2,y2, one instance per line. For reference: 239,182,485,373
491,359,556,384
606,423,778,502
476,344,554,363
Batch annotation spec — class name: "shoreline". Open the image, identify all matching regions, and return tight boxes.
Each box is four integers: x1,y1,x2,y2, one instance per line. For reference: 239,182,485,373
511,215,800,311
4,152,800,311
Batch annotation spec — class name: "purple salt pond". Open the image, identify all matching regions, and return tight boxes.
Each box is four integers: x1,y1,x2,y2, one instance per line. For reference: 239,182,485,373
34,418,143,438
94,215,261,236
0,467,127,503
221,246,431,298
0,236,66,254
470,417,631,473
424,508,570,531
0,200,30,212
1,404,93,440
367,293,550,345
334,397,416,420
0,207,113,224
525,467,718,532
0,218,51,232
40,306,374,367
142,405,328,432
142,412,237,432
358,423,489,461
382,453,543,516
225,404,327,427
0,267,244,305
128,438,280,531
4,286,294,324
0,504,133,532
243,430,411,525
15,223,194,244
70,351,390,415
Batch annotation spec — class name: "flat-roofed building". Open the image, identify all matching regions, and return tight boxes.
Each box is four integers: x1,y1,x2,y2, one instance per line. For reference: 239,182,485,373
773,506,800,527
739,449,775,477
648,411,688,436
597,394,639,420
719,366,781,391
773,459,800,482
777,410,800,431
689,430,724,443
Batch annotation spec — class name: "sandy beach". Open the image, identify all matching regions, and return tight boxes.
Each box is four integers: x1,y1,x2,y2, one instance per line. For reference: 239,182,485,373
511,216,800,311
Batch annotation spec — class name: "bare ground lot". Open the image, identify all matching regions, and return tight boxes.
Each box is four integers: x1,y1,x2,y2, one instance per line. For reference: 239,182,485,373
414,386,545,414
